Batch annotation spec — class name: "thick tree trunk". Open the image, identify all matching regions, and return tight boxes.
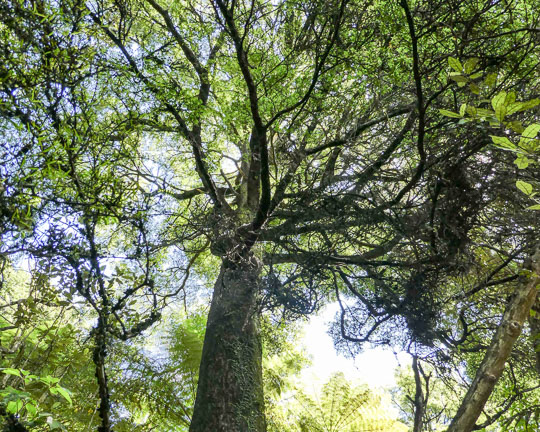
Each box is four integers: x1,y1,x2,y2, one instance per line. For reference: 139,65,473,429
190,259,266,432
447,247,540,432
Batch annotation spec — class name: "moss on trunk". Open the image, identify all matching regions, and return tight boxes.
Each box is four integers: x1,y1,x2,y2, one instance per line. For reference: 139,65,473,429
190,259,266,432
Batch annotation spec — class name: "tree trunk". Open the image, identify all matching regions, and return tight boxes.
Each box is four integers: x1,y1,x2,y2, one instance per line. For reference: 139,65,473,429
447,247,540,432
411,356,425,432
93,319,112,432
528,291,540,375
190,259,266,432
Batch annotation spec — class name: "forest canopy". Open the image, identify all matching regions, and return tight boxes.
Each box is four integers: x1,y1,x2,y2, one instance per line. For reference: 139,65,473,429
0,0,539,431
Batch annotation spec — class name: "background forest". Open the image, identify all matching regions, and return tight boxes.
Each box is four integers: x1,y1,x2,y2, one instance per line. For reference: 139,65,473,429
1,0,539,431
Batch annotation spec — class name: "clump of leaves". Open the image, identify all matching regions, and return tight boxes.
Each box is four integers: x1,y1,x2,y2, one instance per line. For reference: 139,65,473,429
1,368,72,430
440,57,540,208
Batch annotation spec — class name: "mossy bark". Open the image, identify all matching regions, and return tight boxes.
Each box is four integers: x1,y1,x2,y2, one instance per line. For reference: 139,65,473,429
528,291,540,375
447,247,540,432
190,260,266,432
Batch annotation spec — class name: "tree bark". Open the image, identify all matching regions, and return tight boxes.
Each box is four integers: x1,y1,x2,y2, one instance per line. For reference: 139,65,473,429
190,258,266,432
447,246,540,432
411,356,425,432
93,319,112,432
528,291,540,375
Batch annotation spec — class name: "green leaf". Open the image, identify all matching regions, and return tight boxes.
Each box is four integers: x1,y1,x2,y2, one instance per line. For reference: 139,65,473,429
40,375,60,386
521,123,540,140
2,368,22,377
506,102,524,116
506,121,524,133
449,73,468,83
518,98,540,111
490,136,516,150
469,83,480,94
6,400,23,414
466,105,477,116
484,72,497,88
439,109,462,118
476,108,494,118
464,58,479,74
491,91,507,122
516,180,533,195
55,386,72,406
469,72,483,79
448,57,463,72
0,387,31,401
459,104,467,116
505,91,516,105
47,417,65,430
527,204,540,210
514,155,531,169
26,401,37,417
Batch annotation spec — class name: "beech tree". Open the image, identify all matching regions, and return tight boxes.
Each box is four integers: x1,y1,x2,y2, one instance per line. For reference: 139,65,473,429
1,0,539,431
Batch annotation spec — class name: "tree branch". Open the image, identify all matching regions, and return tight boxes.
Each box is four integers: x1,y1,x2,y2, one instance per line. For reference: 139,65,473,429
87,7,223,208
214,0,263,130
386,0,426,207
305,106,412,155
447,246,540,432
265,0,348,128
145,0,216,106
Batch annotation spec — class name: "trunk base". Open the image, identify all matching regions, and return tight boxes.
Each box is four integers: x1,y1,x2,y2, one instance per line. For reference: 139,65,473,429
190,260,266,432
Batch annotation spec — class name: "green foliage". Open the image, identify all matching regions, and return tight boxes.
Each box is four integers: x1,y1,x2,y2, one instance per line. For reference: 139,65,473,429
0,263,98,430
268,372,407,432
0,369,72,430
393,363,461,431
106,311,207,431
441,64,540,207
1,0,540,430
263,322,311,431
